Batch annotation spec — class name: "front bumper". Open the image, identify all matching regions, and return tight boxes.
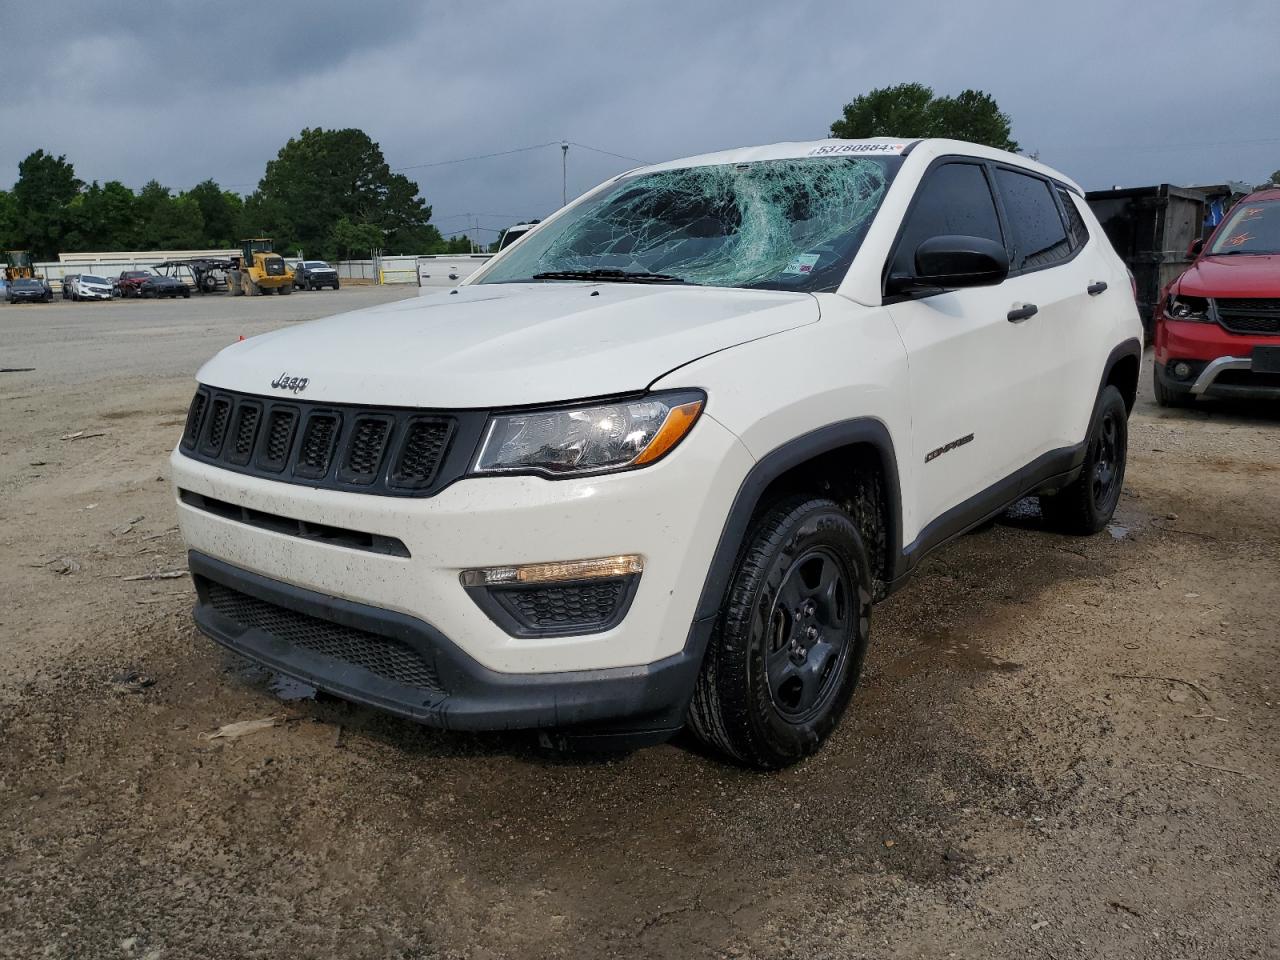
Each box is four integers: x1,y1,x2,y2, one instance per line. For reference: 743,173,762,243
191,551,699,736
171,412,752,677
1154,318,1280,400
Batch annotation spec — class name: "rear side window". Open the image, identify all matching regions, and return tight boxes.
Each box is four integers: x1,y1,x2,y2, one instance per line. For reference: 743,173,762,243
995,168,1071,270
1057,187,1090,249
891,162,1004,278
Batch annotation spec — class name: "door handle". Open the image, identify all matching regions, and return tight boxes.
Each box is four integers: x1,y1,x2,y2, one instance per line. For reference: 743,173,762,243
1007,303,1039,323
1087,281,1108,296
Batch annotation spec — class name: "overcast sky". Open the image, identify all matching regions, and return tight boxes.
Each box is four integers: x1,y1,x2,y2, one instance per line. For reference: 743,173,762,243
3,0,1277,244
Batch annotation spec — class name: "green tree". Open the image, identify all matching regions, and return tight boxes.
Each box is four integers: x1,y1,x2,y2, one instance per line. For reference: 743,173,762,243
63,181,138,251
830,83,1018,151
184,179,243,247
1270,169,1280,186
0,190,17,249
328,216,384,259
249,127,437,259
12,149,83,259
131,180,205,249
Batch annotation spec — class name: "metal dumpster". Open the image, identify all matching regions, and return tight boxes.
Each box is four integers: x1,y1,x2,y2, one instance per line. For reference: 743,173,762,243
1085,185,1207,332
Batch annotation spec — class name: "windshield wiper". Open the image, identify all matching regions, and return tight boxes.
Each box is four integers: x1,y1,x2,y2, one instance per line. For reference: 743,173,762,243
530,268,686,284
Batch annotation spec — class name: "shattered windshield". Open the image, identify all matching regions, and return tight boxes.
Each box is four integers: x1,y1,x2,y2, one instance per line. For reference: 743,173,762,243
476,156,900,293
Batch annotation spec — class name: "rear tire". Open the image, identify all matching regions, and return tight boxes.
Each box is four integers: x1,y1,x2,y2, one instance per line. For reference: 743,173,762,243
688,497,872,769
278,283,292,295
1040,385,1128,535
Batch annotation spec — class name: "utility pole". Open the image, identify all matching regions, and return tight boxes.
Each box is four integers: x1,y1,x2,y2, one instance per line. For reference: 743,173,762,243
561,141,569,208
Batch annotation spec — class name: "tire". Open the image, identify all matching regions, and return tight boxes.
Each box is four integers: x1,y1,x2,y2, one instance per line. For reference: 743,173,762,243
688,497,873,769
333,280,340,290
247,278,261,296
278,283,292,295
181,288,190,298
1153,369,1190,408
1040,385,1128,535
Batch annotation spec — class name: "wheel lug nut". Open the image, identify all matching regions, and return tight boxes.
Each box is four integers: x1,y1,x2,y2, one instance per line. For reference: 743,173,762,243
806,626,818,640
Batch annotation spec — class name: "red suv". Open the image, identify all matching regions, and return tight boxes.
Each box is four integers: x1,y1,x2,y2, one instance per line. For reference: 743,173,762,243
1153,188,1280,405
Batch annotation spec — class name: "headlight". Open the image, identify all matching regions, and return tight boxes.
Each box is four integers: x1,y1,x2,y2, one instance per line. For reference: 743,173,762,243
1166,294,1210,322
473,390,705,477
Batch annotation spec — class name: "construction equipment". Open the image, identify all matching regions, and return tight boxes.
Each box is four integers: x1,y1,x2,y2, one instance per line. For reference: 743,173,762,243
155,258,236,294
3,250,35,282
227,239,294,296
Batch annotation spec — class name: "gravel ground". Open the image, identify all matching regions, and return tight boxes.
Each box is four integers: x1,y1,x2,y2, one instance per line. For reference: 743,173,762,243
1,291,1277,960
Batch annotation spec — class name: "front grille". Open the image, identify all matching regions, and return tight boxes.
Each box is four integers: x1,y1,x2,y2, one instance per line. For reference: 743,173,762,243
390,418,453,488
179,387,480,497
1215,297,1280,336
296,412,340,479
205,580,441,690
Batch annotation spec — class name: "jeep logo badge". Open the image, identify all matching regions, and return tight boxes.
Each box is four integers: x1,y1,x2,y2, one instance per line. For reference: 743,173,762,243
270,372,310,394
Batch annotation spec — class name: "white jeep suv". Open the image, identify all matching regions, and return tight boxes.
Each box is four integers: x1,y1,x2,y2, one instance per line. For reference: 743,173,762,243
173,138,1142,768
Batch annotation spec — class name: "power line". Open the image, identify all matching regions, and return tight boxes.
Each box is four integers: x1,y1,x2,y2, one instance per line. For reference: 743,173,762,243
393,141,562,172
568,141,649,164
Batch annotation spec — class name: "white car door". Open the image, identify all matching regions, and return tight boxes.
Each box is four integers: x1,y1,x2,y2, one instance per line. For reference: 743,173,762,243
885,159,1052,534
989,167,1104,453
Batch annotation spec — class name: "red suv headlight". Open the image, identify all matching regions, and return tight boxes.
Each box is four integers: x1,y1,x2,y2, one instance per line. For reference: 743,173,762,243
1166,294,1211,322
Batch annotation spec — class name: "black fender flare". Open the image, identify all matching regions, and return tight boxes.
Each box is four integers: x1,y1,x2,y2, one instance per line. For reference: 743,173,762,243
679,418,904,671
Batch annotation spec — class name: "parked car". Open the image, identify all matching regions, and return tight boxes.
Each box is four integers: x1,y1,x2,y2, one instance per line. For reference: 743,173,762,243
60,274,80,299
1153,187,1280,405
497,221,541,250
69,274,114,301
292,260,340,290
7,277,53,304
173,138,1141,768
117,269,190,299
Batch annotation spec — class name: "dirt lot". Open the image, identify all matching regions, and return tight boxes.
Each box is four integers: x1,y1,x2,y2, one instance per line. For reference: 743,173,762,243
1,290,1277,960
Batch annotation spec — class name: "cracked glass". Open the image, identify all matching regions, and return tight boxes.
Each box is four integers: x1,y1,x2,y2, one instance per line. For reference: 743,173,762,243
477,156,901,293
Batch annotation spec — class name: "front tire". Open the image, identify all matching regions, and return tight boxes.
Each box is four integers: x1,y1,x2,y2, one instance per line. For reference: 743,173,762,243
1040,385,1128,535
688,497,872,769
1153,368,1190,408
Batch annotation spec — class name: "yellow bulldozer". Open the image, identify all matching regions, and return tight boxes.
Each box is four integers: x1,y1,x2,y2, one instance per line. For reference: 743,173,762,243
228,239,294,296
4,250,36,283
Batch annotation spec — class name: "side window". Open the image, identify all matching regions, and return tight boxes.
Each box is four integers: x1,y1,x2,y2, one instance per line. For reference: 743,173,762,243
891,162,1004,278
994,168,1071,270
1057,187,1090,249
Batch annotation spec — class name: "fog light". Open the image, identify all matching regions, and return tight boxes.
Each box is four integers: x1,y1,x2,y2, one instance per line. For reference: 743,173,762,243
460,555,643,587
1173,362,1192,379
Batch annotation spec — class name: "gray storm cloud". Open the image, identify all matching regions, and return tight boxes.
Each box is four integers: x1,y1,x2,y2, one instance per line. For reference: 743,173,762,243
2,0,1277,244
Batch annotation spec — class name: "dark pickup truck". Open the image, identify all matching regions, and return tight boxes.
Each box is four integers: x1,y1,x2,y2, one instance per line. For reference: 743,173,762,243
292,260,340,291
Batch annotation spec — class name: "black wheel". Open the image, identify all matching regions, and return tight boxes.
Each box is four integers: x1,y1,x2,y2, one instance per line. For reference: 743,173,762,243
688,497,872,769
1040,385,1128,535
181,288,190,298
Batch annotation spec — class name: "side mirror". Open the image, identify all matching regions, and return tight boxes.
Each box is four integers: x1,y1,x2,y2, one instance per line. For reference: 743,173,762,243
1188,238,1204,258
889,235,1009,294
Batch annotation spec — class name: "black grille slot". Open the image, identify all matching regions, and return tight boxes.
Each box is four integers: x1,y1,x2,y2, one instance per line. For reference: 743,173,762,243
499,579,625,630
295,412,341,479
179,490,409,556
390,417,453,489
204,581,440,690
226,403,262,465
1216,298,1280,336
182,391,208,449
338,416,393,484
258,408,298,472
265,258,285,276
200,396,232,456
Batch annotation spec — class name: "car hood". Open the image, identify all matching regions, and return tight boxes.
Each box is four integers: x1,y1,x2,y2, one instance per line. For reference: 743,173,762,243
1173,255,1280,299
197,282,819,407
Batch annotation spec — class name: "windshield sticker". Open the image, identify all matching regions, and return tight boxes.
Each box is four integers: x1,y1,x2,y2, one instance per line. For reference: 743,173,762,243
784,253,822,275
808,142,905,156
1225,232,1252,247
